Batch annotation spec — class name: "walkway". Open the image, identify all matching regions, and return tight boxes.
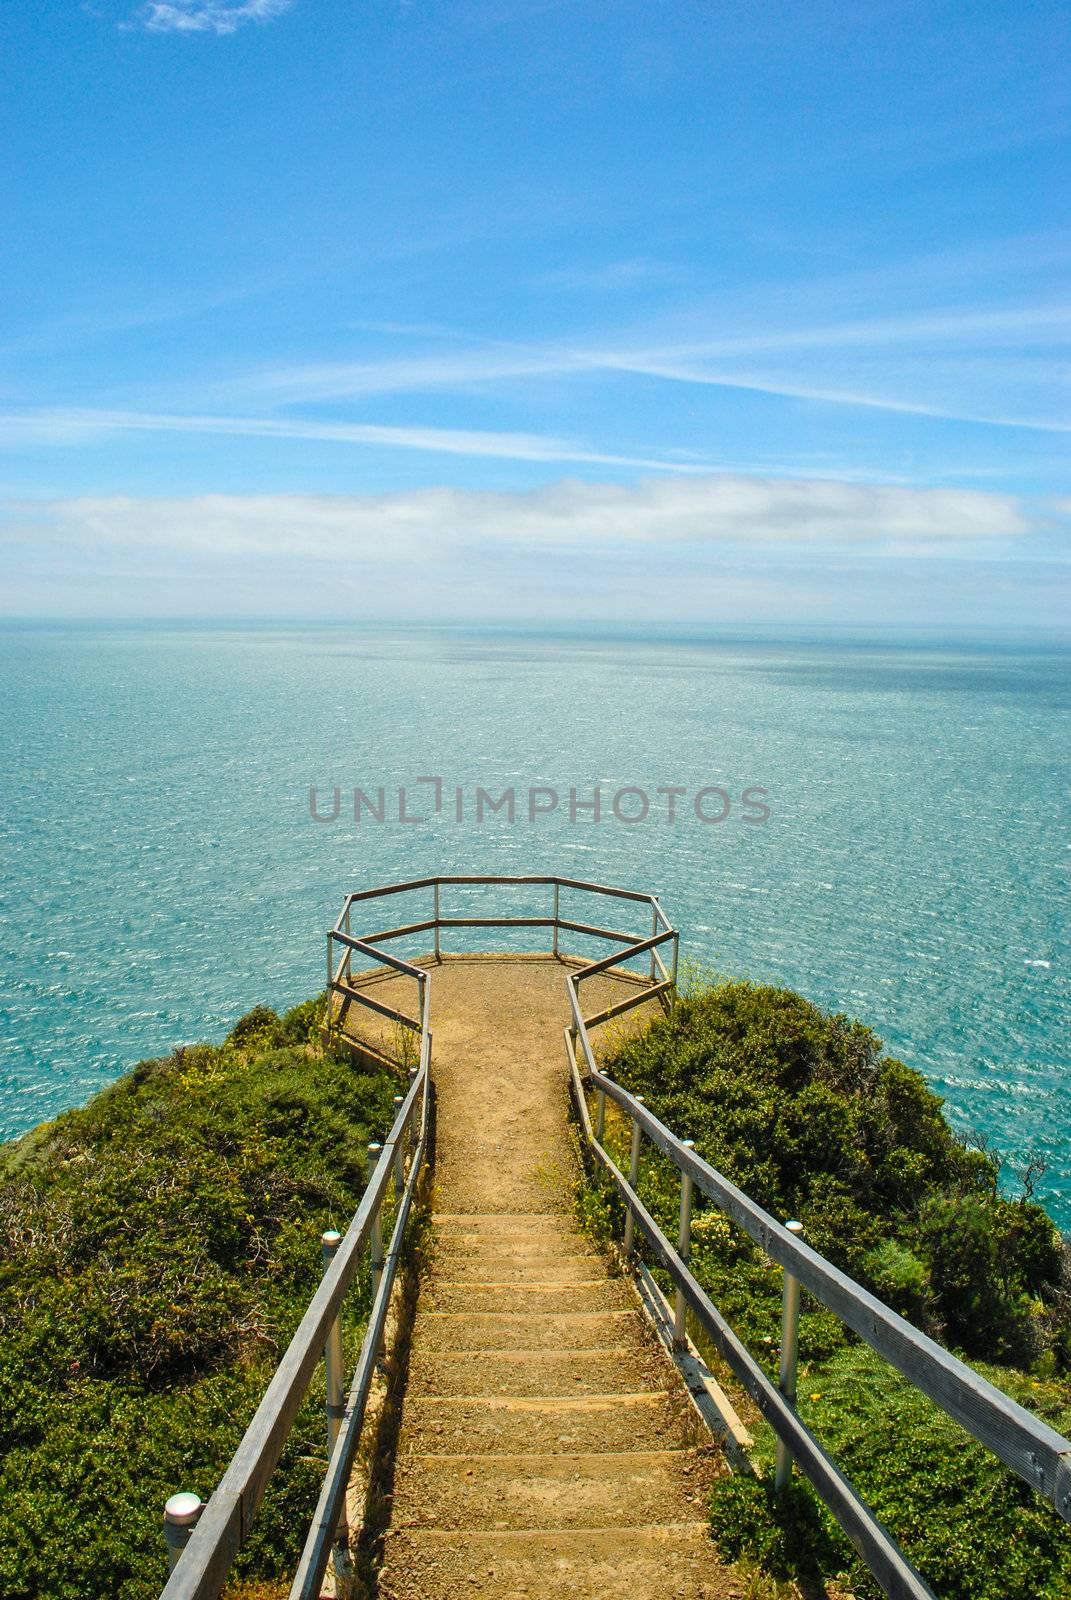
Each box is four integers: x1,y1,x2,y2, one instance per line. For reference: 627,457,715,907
349,957,738,1600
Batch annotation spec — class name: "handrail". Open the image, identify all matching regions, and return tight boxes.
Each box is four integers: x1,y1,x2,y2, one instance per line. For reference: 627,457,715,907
566,1043,933,1600
565,954,1071,1599
288,1065,431,1600
161,944,432,1600
323,876,680,1054
584,1056,1071,1508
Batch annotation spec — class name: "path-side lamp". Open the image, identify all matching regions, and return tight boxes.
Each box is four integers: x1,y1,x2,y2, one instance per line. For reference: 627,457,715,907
774,1219,806,1493
163,1491,203,1573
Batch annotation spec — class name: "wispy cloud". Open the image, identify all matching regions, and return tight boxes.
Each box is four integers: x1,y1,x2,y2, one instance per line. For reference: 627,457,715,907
0,406,713,473
214,301,1071,433
1,477,1032,564
134,0,292,35
533,258,682,292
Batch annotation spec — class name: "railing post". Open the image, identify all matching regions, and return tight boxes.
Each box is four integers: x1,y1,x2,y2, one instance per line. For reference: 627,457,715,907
320,1230,349,1544
623,1097,644,1255
775,1219,805,1493
163,1491,203,1572
368,1143,385,1355
595,1069,610,1143
343,900,352,985
392,1098,405,1195
671,930,680,991
649,901,659,980
433,882,441,961
673,1141,695,1349
552,881,560,957
325,933,335,1046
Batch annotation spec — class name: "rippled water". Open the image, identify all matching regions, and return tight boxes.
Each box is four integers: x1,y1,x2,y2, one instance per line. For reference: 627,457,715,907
1,622,1068,1225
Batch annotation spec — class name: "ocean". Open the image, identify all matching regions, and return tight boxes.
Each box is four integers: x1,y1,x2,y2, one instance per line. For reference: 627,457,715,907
1,622,1068,1226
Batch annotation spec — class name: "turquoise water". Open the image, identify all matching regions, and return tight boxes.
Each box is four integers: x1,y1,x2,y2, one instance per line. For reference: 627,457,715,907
1,623,1068,1227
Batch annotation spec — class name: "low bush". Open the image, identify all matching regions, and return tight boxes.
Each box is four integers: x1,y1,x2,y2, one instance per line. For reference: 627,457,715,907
708,1346,1071,1600
594,975,1071,1596
0,995,402,1600
603,977,1064,1366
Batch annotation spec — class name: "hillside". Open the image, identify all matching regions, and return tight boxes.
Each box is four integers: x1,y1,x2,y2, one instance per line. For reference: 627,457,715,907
588,976,1071,1599
0,997,402,1600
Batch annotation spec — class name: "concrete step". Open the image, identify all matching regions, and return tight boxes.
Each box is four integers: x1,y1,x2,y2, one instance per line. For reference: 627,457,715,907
429,1255,608,1285
417,1309,639,1352
422,1279,631,1315
405,1346,668,1400
390,1449,712,1531
377,1523,730,1600
432,1237,600,1264
398,1391,695,1455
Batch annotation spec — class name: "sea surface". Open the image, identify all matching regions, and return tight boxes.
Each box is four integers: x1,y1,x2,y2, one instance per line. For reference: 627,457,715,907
1,622,1068,1226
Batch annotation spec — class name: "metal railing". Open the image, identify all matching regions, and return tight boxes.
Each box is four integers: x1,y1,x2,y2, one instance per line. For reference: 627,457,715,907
325,875,679,1050
564,946,1071,1600
160,934,432,1600
160,875,1071,1600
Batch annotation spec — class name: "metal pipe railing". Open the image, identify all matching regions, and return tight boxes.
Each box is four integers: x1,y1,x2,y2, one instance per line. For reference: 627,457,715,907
323,876,671,1055
160,1013,431,1600
289,1066,431,1600
566,1033,935,1600
576,1045,1071,1521
565,950,1071,1600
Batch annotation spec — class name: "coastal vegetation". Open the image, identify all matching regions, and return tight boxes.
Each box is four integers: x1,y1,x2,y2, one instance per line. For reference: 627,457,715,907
0,996,402,1600
582,975,1071,1600
3,970,1069,1599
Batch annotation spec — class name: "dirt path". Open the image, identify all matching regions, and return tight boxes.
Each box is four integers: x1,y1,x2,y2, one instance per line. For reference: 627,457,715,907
363,957,743,1600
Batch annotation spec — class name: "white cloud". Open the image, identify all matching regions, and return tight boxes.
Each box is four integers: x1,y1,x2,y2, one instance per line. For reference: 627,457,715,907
0,407,711,473
135,0,291,35
1,476,1030,564
213,304,1071,433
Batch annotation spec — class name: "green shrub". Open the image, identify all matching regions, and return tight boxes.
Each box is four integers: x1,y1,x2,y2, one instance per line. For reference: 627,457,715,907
862,1238,932,1326
602,976,1065,1367
707,1472,849,1584
0,996,401,1599
594,975,1071,1597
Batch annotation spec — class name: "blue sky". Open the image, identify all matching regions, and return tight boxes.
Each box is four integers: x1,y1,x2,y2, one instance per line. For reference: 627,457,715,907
0,0,1067,622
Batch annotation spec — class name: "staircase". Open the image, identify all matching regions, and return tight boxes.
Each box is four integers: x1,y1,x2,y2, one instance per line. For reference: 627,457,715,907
375,958,735,1600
